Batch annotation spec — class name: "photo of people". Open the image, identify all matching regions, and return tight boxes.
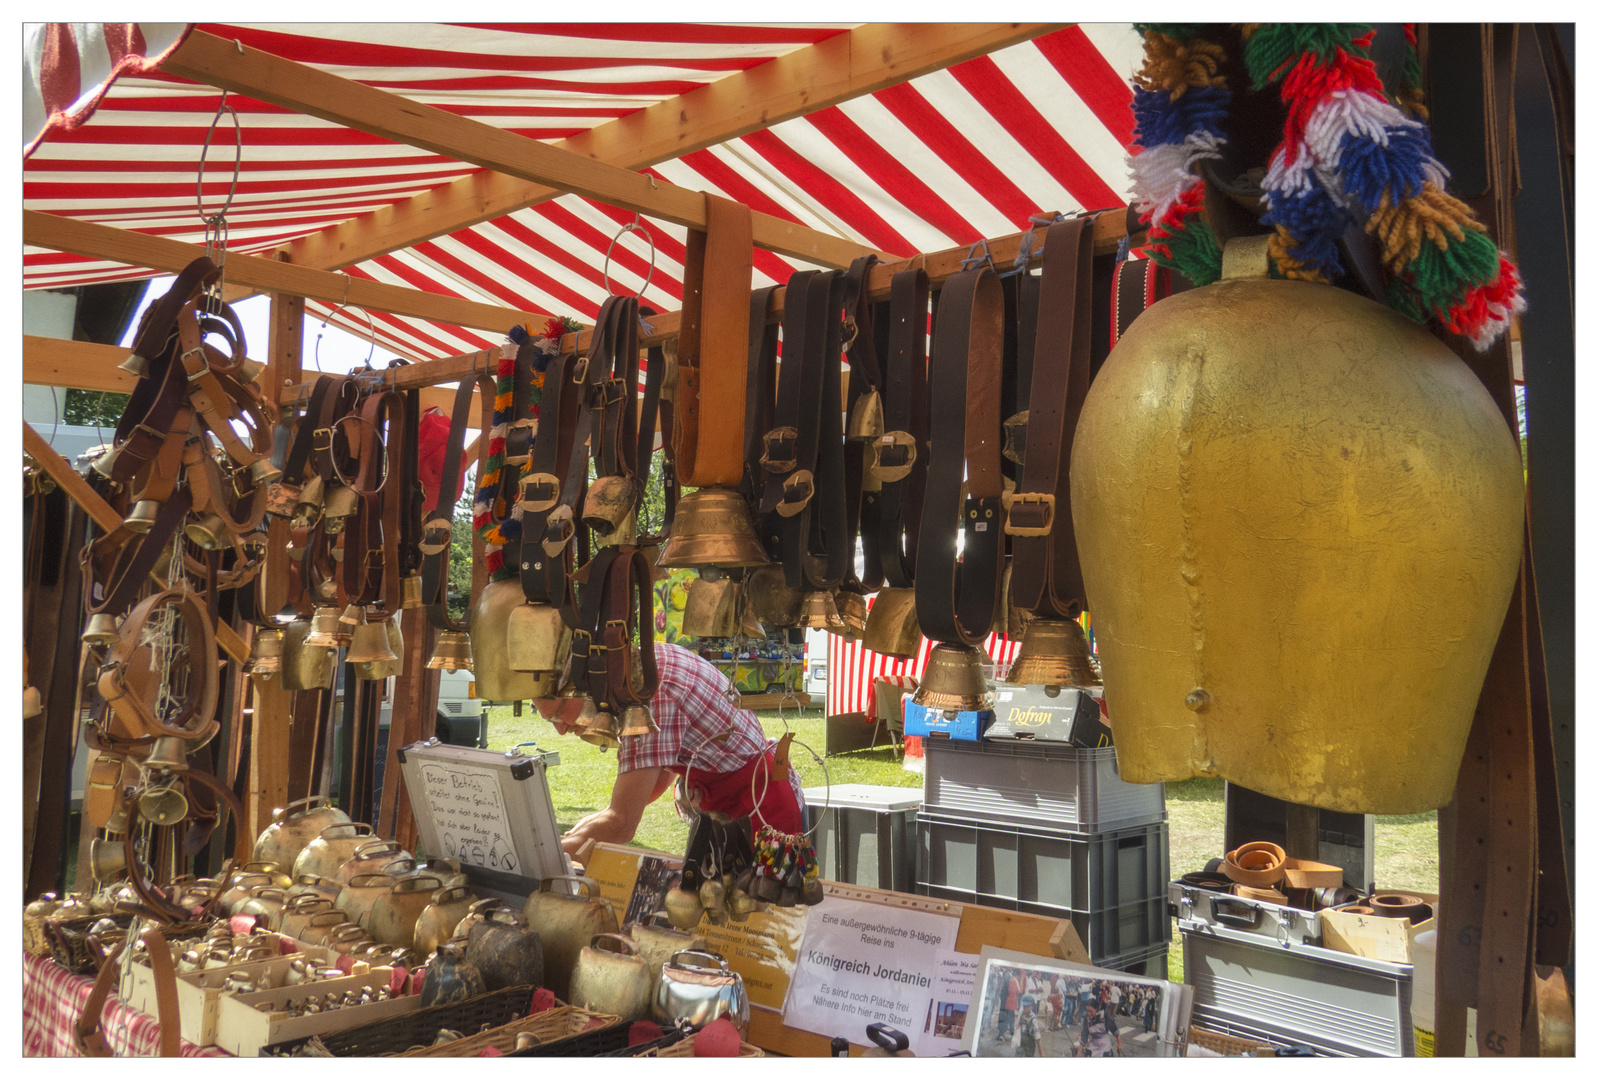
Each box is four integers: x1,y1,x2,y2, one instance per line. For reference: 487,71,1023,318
965,954,1180,1058
623,855,681,927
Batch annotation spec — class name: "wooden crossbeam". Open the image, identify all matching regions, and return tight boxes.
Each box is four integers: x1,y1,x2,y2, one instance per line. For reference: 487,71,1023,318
224,23,1062,287
162,31,883,270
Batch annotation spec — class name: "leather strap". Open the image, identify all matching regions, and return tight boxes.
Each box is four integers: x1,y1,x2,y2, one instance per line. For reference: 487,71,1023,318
97,587,221,743
518,350,585,616
421,372,496,632
915,265,1006,646
75,929,182,1057
873,268,931,590
676,193,753,488
841,255,881,595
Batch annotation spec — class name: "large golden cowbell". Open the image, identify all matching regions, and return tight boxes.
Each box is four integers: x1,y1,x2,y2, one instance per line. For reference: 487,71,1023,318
681,572,739,638
862,587,921,659
1070,244,1524,815
506,603,570,674
911,643,993,712
655,488,769,569
1006,618,1100,689
282,617,337,692
472,579,559,701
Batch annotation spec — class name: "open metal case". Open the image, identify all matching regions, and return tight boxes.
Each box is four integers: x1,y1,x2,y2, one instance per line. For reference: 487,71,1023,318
395,738,572,901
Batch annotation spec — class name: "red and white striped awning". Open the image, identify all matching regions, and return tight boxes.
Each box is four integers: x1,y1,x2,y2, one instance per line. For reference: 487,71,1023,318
23,22,1142,359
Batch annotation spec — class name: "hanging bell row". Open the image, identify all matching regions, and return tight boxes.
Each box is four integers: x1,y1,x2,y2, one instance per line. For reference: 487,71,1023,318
655,488,768,570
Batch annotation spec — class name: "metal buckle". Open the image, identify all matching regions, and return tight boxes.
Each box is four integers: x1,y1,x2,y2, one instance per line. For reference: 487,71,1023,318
131,422,166,444
868,432,916,483
541,505,576,556
1003,492,1054,537
518,472,561,513
570,356,590,385
775,470,814,518
760,427,798,474
593,378,626,406
417,517,453,555
311,427,334,451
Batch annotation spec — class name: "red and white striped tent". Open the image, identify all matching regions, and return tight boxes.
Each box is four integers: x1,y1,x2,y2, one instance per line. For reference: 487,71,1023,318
24,22,1143,354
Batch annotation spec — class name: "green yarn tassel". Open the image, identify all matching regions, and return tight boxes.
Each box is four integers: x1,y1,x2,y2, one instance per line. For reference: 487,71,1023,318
1383,277,1428,324
1407,228,1500,311
1243,23,1371,88
1150,221,1224,287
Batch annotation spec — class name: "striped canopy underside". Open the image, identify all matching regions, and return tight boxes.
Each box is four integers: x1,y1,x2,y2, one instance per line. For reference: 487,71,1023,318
23,22,1143,360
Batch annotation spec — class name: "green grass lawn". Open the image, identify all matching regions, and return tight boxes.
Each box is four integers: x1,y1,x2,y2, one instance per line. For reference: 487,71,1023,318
483,704,1440,985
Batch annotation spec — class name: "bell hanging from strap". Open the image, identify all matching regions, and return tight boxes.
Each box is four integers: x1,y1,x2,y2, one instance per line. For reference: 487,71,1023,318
655,488,769,569
138,780,191,827
248,628,285,682
506,602,571,674
282,618,338,692
846,388,886,441
427,630,473,674
580,707,621,749
350,615,402,679
303,606,344,649
861,587,921,659
617,705,659,738
143,735,191,772
745,564,804,628
123,499,161,534
1005,617,1101,690
184,512,230,551
322,484,360,535
681,572,739,638
911,643,993,712
88,839,128,883
291,474,326,528
83,613,121,646
797,590,844,634
833,590,868,642
249,456,282,488
401,574,424,610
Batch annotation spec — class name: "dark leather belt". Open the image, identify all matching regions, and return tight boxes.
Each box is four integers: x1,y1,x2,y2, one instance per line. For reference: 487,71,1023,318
421,371,496,633
872,268,931,590
915,265,1006,646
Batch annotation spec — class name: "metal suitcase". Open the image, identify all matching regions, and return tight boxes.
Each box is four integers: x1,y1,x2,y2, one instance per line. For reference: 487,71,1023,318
1169,880,1321,947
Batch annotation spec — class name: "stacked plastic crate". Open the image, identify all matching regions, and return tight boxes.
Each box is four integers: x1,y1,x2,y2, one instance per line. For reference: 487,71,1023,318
913,738,1171,976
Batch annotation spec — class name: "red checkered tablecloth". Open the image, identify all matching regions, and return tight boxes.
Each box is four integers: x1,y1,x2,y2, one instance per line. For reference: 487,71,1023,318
22,951,229,1057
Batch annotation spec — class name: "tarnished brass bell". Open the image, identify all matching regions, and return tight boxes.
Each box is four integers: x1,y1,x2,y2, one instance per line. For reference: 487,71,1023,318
302,606,344,650
617,705,659,738
349,617,400,677
861,587,922,659
90,444,122,479
847,388,886,441
581,474,639,535
580,707,621,749
282,619,338,691
123,499,161,534
655,488,769,569
249,629,285,682
138,782,191,827
798,590,844,634
834,590,868,641
746,565,804,627
119,352,149,377
184,512,230,550
144,735,191,772
249,456,282,488
89,839,127,882
401,574,424,610
506,602,571,674
83,613,120,646
911,643,993,712
1006,618,1101,689
427,630,473,674
291,474,326,527
322,485,360,534
235,356,267,384
472,579,560,701
682,575,739,638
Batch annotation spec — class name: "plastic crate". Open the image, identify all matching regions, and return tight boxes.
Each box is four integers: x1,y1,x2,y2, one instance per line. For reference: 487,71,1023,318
1095,942,1170,981
914,812,1171,961
803,784,920,894
921,738,1165,835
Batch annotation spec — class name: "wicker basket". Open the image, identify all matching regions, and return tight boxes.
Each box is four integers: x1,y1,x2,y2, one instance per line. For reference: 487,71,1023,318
406,1005,623,1057
629,1032,764,1057
44,912,135,974
23,912,54,958
259,986,540,1057
1186,1025,1276,1057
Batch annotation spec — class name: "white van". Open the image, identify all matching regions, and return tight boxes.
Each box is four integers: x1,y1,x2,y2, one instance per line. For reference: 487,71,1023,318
435,666,486,747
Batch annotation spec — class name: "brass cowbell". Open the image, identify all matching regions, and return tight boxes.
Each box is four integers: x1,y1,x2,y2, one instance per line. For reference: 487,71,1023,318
833,590,869,641
580,707,621,749
506,601,571,674
473,579,559,700
322,484,361,534
291,474,326,527
303,605,344,649
282,618,338,691
428,630,473,674
248,629,286,682
911,643,993,712
861,587,921,659
655,488,769,569
1005,618,1100,689
351,614,403,680
847,388,886,441
582,474,639,536
123,500,160,534
745,565,804,628
83,613,121,646
184,513,230,550
89,839,128,883
682,572,740,638
617,705,659,738
798,590,844,634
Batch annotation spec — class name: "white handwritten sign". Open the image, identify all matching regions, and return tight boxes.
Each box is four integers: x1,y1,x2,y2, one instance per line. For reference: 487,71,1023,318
416,762,518,872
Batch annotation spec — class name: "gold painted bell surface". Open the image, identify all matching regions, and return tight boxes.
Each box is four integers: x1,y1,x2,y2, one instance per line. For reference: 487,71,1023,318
580,708,621,749
834,590,869,641
89,839,127,882
1006,618,1100,689
655,488,770,569
745,565,804,627
355,614,405,680
427,630,474,674
581,474,639,534
123,500,160,534
472,579,561,701
798,590,844,634
401,574,424,610
249,629,285,681
303,606,343,650
846,388,886,441
506,602,570,673
184,512,229,550
911,643,993,712
346,621,398,667
861,587,921,659
682,576,739,638
617,705,659,738
83,613,120,646
1071,266,1526,815
282,619,337,691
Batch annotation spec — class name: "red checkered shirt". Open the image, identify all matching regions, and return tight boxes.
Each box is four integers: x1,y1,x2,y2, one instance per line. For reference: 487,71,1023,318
617,643,804,804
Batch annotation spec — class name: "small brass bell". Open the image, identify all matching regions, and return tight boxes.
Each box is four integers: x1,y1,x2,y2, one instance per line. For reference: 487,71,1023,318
349,616,401,678
89,839,128,882
301,606,344,650
338,602,366,629
119,352,149,377
846,388,886,441
833,590,869,641
911,643,993,712
184,512,230,550
617,705,659,738
506,602,572,674
235,356,267,384
123,499,161,534
861,587,921,659
580,707,621,749
83,613,121,646
681,574,739,638
139,782,191,827
798,591,844,634
291,474,326,527
1005,617,1101,689
249,457,282,488
322,485,360,534
90,444,122,479
249,629,285,682
581,474,639,535
745,565,804,628
401,574,424,610
655,488,770,569
427,630,473,674
144,735,191,772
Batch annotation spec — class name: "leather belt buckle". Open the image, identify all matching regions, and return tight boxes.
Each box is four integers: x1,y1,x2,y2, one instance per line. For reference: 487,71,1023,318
775,470,814,518
760,427,798,474
570,627,593,660
518,472,562,513
541,505,576,556
418,516,453,555
593,378,627,407
869,432,917,483
1002,411,1029,465
570,356,590,384
1004,492,1055,537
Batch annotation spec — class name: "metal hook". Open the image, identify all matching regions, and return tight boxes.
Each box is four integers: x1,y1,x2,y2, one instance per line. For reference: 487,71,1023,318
314,292,377,373
602,215,657,301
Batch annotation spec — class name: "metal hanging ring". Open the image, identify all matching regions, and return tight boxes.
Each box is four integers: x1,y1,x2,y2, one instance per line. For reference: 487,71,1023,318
314,299,377,372
326,412,389,492
602,217,657,300
748,735,829,840
195,95,242,224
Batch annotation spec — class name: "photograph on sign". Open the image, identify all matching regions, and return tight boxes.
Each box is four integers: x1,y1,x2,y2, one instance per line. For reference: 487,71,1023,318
623,855,683,927
962,947,1190,1059
912,949,983,1057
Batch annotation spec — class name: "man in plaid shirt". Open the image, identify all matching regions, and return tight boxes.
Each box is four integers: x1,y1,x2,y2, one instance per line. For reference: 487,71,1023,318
548,642,806,856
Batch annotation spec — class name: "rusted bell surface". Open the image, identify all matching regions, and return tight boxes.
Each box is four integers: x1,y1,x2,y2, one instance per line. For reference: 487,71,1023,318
472,579,558,701
833,590,868,641
911,643,993,712
682,575,739,638
122,499,160,534
862,587,922,659
282,618,337,691
505,602,570,673
745,565,804,627
1071,262,1525,815
1006,618,1100,689
797,590,844,634
581,474,639,534
655,488,770,569
427,630,474,674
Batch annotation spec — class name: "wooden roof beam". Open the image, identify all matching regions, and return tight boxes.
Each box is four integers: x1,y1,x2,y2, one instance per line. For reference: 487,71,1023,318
160,30,884,271
221,23,1063,287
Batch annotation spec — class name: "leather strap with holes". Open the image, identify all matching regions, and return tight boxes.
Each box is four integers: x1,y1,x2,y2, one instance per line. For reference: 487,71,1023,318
873,268,930,590
676,193,753,488
842,255,882,595
421,371,496,632
75,928,181,1057
915,265,1006,646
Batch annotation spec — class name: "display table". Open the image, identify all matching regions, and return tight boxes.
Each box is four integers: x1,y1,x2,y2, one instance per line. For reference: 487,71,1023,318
22,952,228,1057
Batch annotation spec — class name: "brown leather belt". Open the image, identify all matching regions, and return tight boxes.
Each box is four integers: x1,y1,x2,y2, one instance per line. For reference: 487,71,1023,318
422,371,496,633
97,587,220,743
915,265,1006,646
676,193,753,488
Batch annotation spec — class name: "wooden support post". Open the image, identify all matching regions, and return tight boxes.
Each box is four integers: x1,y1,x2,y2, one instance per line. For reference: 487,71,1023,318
379,606,438,849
